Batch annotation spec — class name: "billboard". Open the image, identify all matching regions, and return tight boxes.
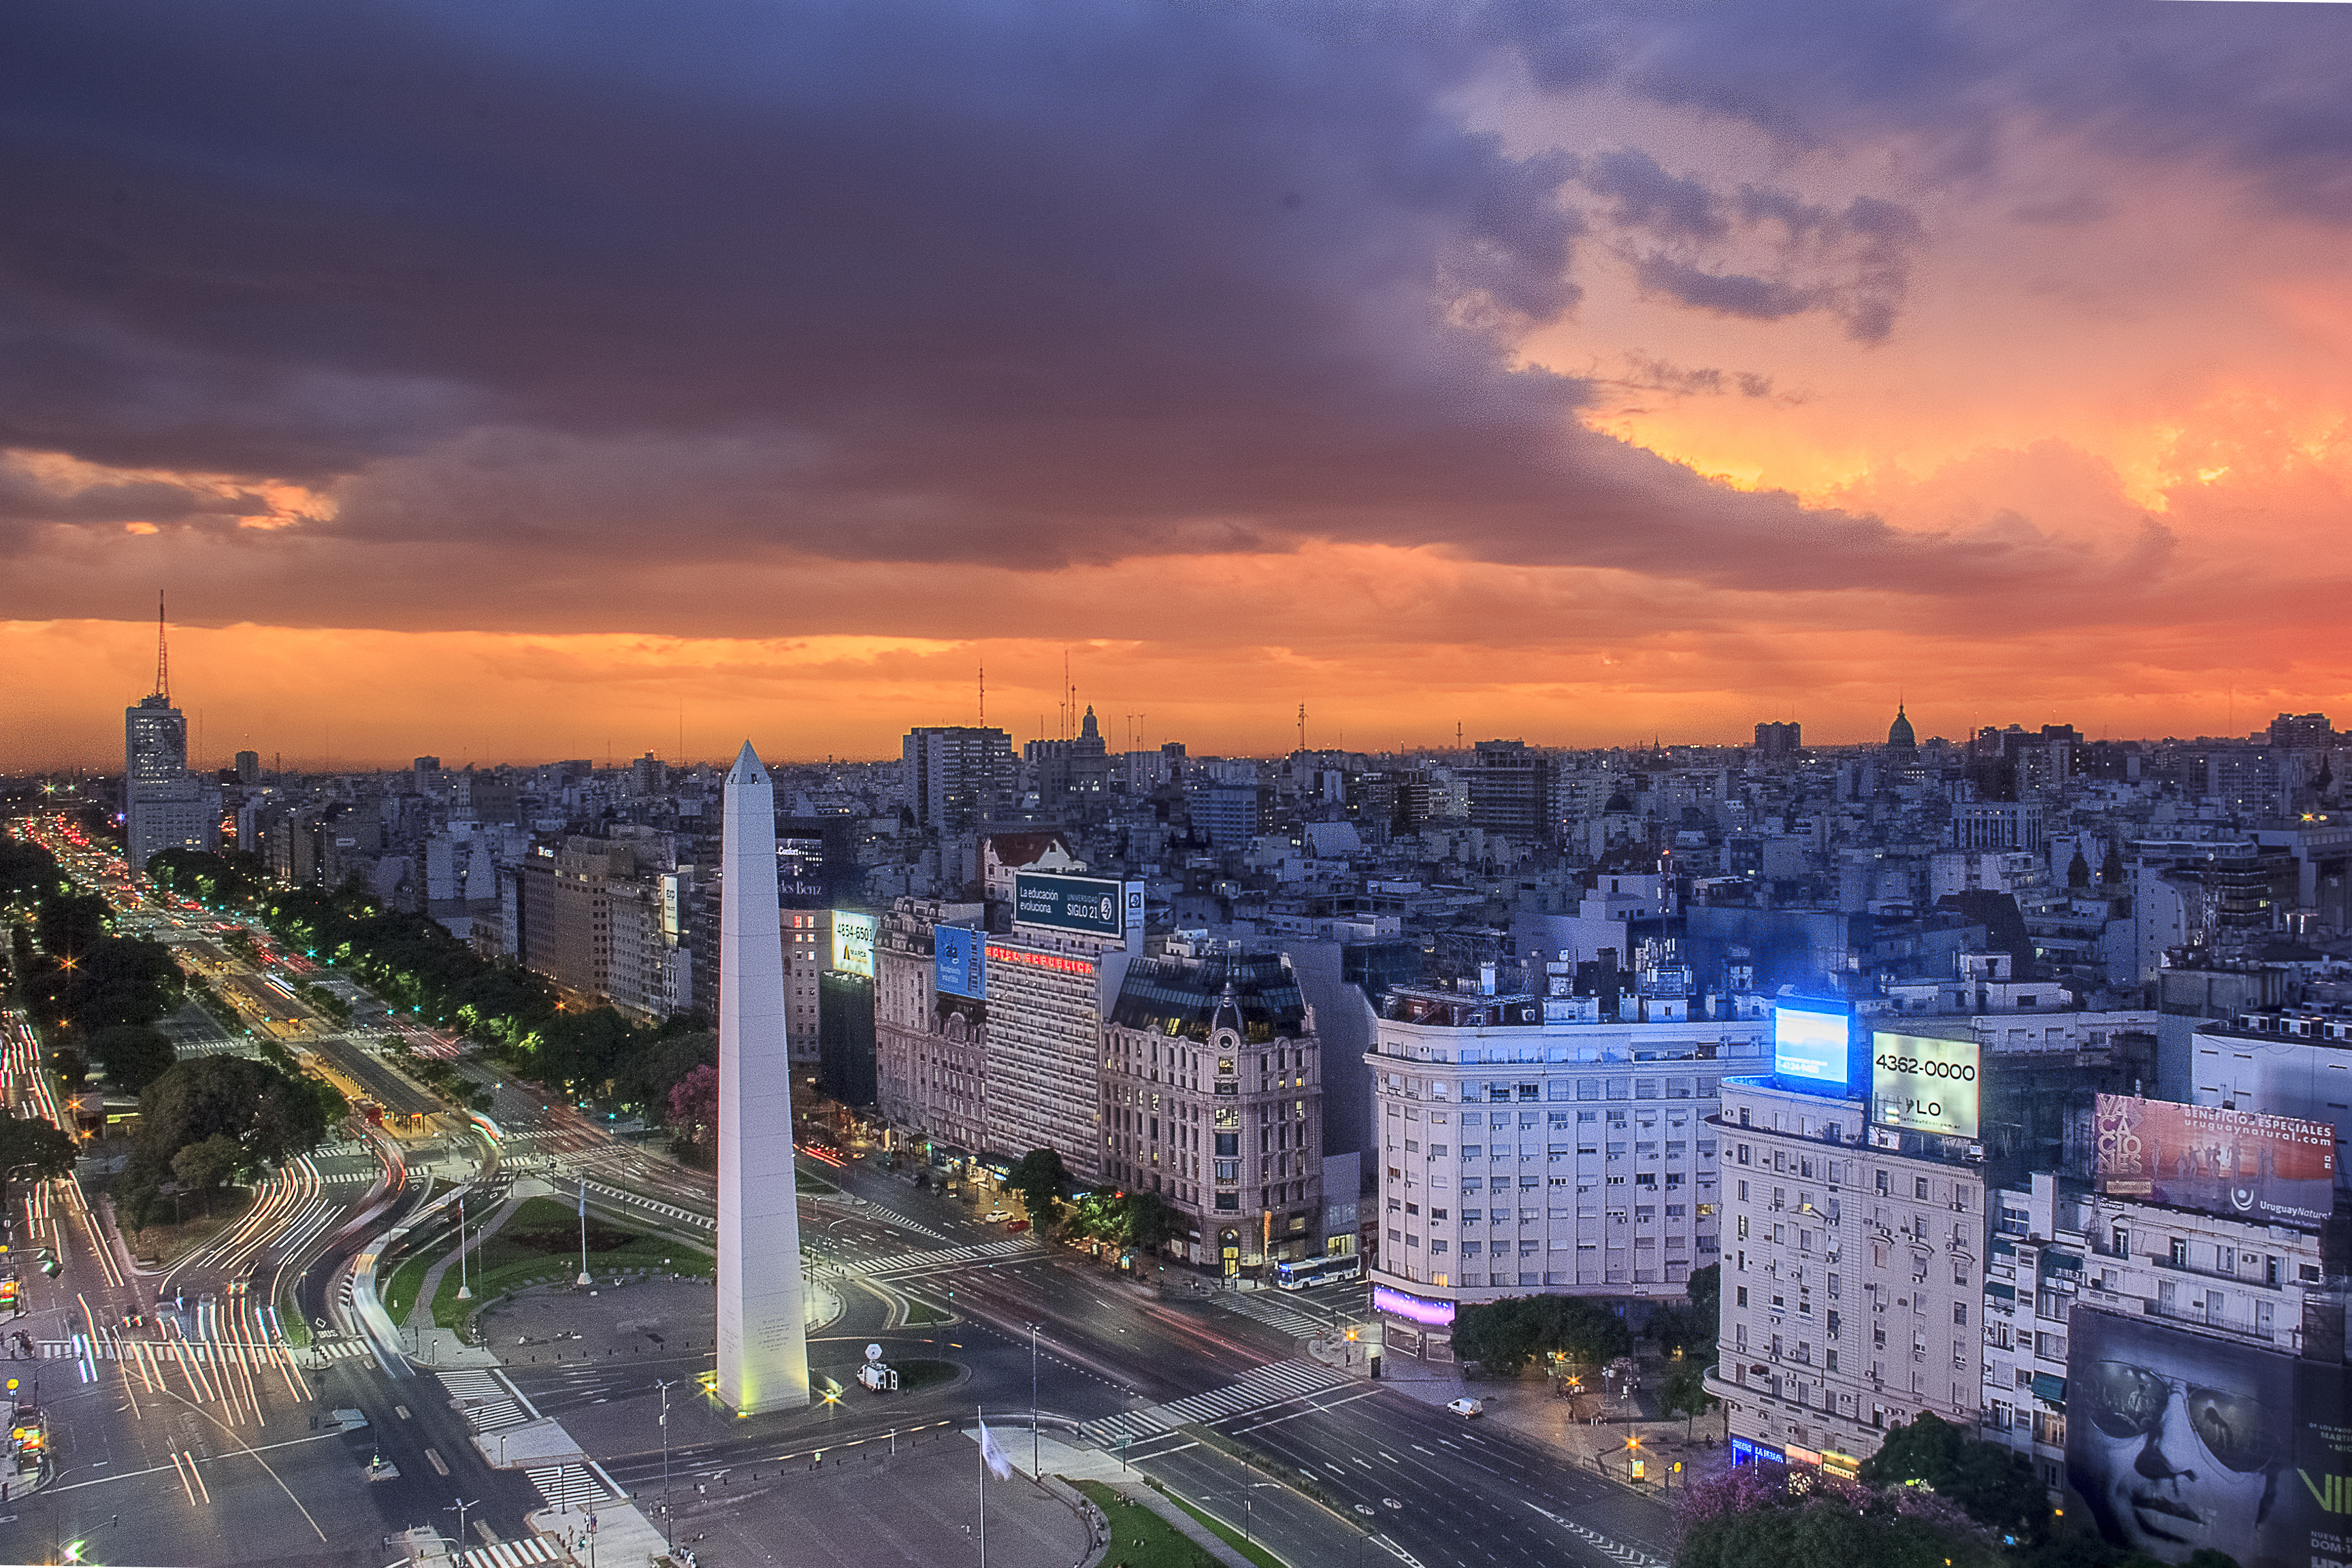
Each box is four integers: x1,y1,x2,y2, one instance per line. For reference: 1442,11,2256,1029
934,924,986,1000
1373,1284,1455,1328
1013,872,1126,937
2068,1306,2352,1568
2092,1094,2335,1231
1774,1003,1854,1094
830,910,877,979
1871,1032,1980,1139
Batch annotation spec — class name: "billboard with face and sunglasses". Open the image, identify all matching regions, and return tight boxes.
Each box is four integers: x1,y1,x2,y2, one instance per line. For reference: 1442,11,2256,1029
2091,1094,2336,1232
2068,1307,2352,1568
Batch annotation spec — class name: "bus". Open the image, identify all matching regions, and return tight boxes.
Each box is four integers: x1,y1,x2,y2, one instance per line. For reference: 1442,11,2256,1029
1272,1254,1363,1290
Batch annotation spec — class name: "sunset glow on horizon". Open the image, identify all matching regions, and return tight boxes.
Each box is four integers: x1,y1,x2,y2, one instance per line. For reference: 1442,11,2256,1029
5,1,2349,766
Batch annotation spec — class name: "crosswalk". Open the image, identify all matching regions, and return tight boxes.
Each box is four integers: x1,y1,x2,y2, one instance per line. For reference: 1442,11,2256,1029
1216,1290,1345,1338
527,1460,625,1511
583,1179,714,1231
33,1336,373,1364
439,1368,542,1433
459,1535,561,1568
864,1238,1036,1276
1079,1358,1348,1444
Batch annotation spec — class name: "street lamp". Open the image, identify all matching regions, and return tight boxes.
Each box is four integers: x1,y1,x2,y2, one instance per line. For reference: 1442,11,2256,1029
655,1379,677,1549
1028,1323,1042,1480
446,1497,481,1551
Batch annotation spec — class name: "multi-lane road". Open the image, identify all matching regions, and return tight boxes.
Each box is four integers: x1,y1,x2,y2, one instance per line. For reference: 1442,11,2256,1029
3,821,1686,1568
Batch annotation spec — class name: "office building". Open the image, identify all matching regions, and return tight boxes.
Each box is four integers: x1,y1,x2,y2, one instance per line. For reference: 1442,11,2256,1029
1467,740,1553,843
234,749,261,785
901,725,1014,834
1705,1023,1989,1478
874,897,991,1157
123,606,216,872
1100,938,1323,1271
1365,966,1767,1362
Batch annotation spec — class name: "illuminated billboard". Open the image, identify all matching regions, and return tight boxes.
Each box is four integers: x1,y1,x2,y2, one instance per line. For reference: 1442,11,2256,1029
2068,1306,2352,1568
1373,1285,1455,1328
1871,1032,1979,1139
1013,872,1127,937
934,925,986,1000
1774,1003,1854,1094
829,911,877,979
2092,1094,2335,1231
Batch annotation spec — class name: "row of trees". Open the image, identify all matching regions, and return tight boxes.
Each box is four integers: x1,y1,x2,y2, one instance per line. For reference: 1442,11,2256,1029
1001,1149,1187,1253
1679,1410,2224,1568
116,1055,345,1231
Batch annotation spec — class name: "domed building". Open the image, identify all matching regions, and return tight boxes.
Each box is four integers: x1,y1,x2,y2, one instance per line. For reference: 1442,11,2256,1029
1886,704,1917,756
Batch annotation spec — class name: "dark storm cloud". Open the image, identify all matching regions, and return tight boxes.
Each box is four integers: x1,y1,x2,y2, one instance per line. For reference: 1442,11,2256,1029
0,0,2272,615
1575,150,1924,342
1495,0,2352,221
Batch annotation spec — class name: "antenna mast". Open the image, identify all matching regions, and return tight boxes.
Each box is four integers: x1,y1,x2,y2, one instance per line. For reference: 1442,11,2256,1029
1298,702,1307,753
154,591,170,702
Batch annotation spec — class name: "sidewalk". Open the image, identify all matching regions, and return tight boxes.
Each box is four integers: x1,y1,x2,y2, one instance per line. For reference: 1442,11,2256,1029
968,1428,1253,1568
406,1187,533,1335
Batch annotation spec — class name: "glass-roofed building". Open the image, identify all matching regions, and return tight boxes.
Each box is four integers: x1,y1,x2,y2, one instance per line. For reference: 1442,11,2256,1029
1102,936,1326,1273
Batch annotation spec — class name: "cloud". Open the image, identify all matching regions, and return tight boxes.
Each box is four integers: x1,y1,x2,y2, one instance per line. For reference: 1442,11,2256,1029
1492,0,2352,223
0,0,2039,608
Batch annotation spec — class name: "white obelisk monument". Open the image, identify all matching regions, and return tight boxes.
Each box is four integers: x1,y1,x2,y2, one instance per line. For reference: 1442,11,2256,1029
716,741,811,1413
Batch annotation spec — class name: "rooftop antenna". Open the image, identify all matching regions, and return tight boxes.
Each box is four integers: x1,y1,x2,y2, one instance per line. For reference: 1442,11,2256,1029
1298,702,1307,753
153,590,170,702
979,660,986,728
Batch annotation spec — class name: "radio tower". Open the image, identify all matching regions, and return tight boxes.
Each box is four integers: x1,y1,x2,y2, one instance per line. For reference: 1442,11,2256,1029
154,591,171,702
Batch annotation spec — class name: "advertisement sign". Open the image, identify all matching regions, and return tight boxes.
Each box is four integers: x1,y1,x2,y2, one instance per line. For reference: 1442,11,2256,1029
1871,1031,1980,1139
829,910,877,979
934,925,987,1000
2068,1307,2352,1568
2092,1094,2335,1231
1013,872,1126,937
1774,1003,1854,1093
1372,1284,1455,1328
1729,1436,1786,1468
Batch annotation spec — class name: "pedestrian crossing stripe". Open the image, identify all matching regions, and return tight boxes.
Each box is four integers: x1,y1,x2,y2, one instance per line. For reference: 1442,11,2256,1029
1216,1291,1343,1338
35,1337,372,1362
458,1535,561,1568
864,1238,1036,1276
527,1460,624,1511
440,1368,544,1433
1079,1358,1348,1444
580,1179,715,1230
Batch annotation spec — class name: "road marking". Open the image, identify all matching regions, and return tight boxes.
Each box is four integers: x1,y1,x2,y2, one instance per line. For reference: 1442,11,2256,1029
395,1405,410,1420
425,1447,450,1475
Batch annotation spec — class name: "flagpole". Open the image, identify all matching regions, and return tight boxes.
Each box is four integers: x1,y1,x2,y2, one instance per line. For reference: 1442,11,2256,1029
977,1403,987,1568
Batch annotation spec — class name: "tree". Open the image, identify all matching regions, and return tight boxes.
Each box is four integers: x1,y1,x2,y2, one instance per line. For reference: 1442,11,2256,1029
1006,1148,1071,1230
1858,1411,2048,1544
1659,1358,1715,1431
0,1114,78,1217
172,1134,244,1213
1677,1469,2005,1568
87,1024,178,1094
50,1046,89,1089
667,1064,719,1156
1454,1293,1631,1372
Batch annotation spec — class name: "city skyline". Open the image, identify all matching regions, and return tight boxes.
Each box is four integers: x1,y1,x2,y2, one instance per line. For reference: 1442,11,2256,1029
5,3,2350,763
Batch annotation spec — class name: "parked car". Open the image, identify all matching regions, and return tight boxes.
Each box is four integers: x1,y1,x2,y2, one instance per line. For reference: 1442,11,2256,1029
1446,1397,1484,1418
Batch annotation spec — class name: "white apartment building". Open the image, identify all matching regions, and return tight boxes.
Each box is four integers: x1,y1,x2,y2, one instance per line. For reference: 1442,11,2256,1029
1980,1171,2329,1498
1365,978,1767,1361
1705,1072,1989,1477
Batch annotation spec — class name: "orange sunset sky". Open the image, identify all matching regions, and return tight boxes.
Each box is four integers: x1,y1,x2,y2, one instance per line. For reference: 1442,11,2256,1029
4,1,2349,770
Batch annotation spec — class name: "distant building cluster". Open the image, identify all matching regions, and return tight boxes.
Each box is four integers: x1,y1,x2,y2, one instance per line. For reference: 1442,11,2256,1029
63,670,2352,1556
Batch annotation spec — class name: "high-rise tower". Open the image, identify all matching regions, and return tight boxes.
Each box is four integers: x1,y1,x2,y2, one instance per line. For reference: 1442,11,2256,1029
715,742,810,1413
124,594,211,872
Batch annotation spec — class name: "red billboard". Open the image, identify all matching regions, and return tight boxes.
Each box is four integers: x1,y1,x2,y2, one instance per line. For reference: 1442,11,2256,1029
2092,1094,2335,1231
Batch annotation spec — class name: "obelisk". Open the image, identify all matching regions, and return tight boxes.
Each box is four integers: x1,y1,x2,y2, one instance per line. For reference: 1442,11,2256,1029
716,741,810,1412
